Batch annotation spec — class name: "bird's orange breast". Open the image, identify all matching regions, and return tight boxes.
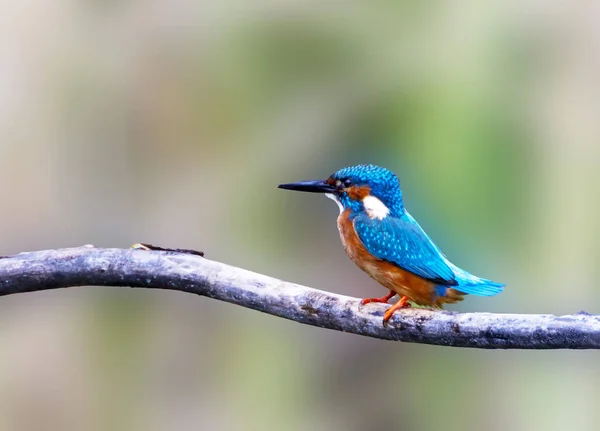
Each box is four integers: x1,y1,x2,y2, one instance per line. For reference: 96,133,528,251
337,209,463,307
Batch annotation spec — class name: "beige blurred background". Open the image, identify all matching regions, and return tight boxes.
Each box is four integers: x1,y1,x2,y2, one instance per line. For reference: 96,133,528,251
0,1,599,430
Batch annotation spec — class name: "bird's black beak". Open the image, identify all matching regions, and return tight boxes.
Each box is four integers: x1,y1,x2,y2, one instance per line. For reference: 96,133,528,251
278,179,335,194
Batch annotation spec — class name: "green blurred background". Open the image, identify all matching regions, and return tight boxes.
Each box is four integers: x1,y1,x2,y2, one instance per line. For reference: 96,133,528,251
0,1,599,430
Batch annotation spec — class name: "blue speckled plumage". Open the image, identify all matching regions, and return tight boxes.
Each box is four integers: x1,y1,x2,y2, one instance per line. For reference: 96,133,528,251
353,210,503,295
278,163,504,321
352,212,457,285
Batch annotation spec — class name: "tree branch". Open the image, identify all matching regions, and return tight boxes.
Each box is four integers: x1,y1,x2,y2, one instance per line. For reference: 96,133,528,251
0,245,597,349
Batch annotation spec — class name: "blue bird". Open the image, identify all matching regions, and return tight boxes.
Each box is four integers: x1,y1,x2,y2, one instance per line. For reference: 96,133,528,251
279,164,504,325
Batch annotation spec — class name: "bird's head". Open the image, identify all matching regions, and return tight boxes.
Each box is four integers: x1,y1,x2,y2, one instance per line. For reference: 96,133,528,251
278,164,404,219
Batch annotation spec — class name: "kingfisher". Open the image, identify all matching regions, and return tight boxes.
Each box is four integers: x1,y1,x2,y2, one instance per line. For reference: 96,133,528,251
279,164,504,325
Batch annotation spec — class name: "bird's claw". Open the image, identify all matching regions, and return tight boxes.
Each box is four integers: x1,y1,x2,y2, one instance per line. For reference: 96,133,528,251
359,291,396,309
381,296,411,327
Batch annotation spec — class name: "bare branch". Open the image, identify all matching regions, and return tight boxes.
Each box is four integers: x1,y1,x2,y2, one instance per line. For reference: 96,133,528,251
0,246,597,349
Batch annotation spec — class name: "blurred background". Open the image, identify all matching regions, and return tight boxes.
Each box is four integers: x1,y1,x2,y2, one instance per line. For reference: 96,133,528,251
0,1,599,430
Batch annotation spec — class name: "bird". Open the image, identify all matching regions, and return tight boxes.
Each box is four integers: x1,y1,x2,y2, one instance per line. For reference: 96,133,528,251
278,164,504,325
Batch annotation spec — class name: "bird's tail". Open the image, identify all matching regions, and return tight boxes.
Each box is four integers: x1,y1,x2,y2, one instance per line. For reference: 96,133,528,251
447,263,504,296
455,279,504,296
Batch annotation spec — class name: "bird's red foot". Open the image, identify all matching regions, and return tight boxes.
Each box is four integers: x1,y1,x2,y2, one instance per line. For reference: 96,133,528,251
360,291,396,306
383,296,411,326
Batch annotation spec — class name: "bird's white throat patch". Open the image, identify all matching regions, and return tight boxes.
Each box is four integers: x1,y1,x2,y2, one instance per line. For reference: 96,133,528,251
325,193,343,214
326,193,389,219
363,195,390,220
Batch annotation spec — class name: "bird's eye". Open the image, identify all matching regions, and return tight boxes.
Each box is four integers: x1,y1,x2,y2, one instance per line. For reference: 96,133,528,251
343,179,352,188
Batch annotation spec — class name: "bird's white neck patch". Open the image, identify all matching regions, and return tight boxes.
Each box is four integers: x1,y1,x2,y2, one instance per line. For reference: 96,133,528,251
363,195,390,220
325,193,343,214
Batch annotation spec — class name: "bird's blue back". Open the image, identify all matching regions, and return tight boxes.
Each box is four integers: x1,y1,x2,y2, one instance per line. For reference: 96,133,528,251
353,212,456,285
352,211,503,295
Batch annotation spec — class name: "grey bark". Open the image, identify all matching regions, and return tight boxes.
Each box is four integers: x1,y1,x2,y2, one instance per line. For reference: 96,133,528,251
0,245,598,349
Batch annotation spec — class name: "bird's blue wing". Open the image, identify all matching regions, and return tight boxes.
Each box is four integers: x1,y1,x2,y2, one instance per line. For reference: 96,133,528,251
353,212,458,285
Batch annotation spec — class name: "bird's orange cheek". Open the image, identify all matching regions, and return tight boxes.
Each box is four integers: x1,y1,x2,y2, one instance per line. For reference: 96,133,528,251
345,185,371,200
